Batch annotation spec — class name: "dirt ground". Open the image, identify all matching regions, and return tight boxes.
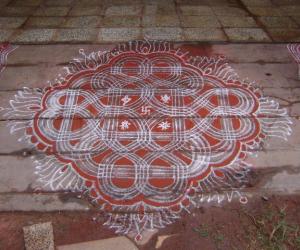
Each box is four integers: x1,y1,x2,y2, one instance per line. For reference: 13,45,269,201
0,194,300,250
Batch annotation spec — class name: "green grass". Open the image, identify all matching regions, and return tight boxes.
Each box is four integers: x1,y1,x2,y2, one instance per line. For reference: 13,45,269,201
192,203,300,250
244,205,300,250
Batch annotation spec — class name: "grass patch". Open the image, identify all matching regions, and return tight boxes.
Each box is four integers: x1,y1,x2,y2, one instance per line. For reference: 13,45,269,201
244,205,300,250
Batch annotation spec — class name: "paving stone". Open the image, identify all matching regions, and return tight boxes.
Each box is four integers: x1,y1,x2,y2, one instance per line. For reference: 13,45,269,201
0,29,14,42
0,0,11,7
273,0,300,5
0,193,90,211
105,5,142,15
262,171,300,194
63,16,102,28
225,28,271,42
143,27,183,41
247,7,285,16
108,0,142,4
144,5,157,15
240,0,273,6
268,28,300,42
11,0,42,6
11,29,56,43
0,7,36,16
0,155,39,192
176,0,210,3
33,7,70,16
54,28,97,42
207,0,240,4
57,236,138,250
183,28,226,41
23,222,54,250
280,5,300,16
156,3,177,15
44,0,75,6
218,16,258,27
179,5,214,16
68,6,105,16
212,7,249,16
25,17,65,28
0,17,27,29
75,0,104,5
99,28,141,42
103,16,140,27
259,16,298,28
181,15,221,28
291,16,300,26
143,15,179,27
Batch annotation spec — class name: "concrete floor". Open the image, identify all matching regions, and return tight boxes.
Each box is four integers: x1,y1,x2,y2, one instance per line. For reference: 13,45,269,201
0,0,300,43
0,42,299,249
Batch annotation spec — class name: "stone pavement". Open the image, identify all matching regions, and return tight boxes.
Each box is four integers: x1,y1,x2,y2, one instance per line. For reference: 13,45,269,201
0,1,300,249
0,0,300,43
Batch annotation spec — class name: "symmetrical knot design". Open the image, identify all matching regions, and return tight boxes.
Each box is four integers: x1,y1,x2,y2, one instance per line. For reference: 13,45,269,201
3,40,292,240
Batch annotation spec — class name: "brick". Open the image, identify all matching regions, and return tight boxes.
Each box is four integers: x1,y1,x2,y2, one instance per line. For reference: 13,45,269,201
179,5,214,15
212,7,248,16
25,17,65,28
247,7,284,16
11,29,56,43
99,28,141,42
0,17,27,29
181,16,221,28
183,28,226,41
259,16,298,28
0,7,35,16
33,7,70,16
54,28,97,42
218,16,258,27
143,27,183,41
103,16,140,27
68,6,105,16
0,29,14,42
105,5,142,15
63,16,102,28
143,15,179,27
225,28,271,41
268,28,300,42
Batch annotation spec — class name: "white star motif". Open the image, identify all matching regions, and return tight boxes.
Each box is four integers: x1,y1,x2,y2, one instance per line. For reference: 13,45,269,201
121,95,131,106
158,121,171,131
160,94,171,104
120,120,131,130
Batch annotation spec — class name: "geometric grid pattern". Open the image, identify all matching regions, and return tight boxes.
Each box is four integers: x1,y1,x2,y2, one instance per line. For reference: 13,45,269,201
4,40,292,240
